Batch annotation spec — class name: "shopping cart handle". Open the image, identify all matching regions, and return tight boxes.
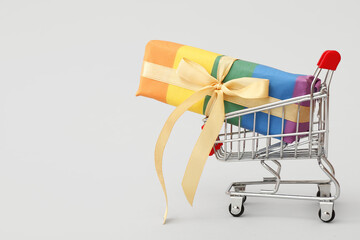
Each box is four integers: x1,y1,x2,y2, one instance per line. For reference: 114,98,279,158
317,50,341,71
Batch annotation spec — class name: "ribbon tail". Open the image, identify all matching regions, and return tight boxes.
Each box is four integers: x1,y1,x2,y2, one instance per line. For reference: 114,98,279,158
155,87,214,224
181,91,225,205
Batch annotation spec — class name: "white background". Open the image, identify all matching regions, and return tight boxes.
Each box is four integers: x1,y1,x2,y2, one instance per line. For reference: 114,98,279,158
1,0,359,239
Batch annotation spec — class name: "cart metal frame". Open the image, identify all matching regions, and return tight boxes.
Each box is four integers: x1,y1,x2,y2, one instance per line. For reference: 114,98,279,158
206,51,341,222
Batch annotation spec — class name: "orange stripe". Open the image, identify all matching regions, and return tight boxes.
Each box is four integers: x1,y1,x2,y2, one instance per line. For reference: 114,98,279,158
136,76,168,103
137,40,183,103
143,40,183,68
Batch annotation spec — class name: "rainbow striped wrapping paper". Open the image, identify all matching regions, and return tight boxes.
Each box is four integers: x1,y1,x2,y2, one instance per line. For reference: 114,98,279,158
137,40,319,143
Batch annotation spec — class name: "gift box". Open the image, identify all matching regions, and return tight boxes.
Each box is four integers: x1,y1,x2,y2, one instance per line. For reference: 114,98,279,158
137,40,319,143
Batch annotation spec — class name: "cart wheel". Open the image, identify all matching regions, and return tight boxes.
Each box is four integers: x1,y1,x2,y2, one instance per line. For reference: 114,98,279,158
318,209,335,223
228,204,245,217
316,191,332,197
242,196,247,203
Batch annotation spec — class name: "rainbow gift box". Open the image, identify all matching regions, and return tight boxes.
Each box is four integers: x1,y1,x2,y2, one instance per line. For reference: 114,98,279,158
137,40,318,143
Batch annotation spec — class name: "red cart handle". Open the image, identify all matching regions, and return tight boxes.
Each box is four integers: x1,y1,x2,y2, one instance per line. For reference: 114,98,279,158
317,50,341,71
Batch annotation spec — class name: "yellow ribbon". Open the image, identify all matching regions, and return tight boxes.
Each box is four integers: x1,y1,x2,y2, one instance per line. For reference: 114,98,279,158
155,56,269,223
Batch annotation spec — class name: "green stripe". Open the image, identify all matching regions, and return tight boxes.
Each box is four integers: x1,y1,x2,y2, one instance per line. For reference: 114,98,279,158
223,59,258,82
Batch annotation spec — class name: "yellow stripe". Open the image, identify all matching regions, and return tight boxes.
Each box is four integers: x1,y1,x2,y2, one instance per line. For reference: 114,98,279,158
173,45,221,72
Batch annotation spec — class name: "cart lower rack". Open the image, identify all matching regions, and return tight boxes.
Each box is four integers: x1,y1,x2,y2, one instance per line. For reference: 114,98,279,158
207,50,341,222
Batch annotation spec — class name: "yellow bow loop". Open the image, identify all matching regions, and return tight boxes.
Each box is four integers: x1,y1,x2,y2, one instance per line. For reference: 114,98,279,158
155,56,269,224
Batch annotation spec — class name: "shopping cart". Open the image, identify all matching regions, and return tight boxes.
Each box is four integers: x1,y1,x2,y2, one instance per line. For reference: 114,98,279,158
206,50,341,222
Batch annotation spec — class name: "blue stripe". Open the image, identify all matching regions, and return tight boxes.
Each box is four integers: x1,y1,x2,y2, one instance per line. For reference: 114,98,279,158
252,64,301,100
241,111,283,138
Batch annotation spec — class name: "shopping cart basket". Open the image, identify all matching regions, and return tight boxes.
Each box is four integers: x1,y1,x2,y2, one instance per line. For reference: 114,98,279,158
206,50,341,222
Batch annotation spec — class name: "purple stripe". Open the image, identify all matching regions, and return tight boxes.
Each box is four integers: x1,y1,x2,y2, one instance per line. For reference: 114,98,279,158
283,121,310,143
283,75,320,143
292,75,321,107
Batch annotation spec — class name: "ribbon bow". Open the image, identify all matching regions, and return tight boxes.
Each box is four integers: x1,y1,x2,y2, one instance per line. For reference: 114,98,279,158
155,56,269,223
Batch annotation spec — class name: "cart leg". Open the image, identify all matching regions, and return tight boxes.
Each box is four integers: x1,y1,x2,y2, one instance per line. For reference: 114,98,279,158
318,201,335,222
317,156,340,199
234,184,246,192
317,183,331,197
234,184,247,203
260,160,281,193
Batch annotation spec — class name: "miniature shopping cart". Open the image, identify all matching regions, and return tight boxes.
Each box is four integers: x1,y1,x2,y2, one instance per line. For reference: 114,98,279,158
207,51,341,222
